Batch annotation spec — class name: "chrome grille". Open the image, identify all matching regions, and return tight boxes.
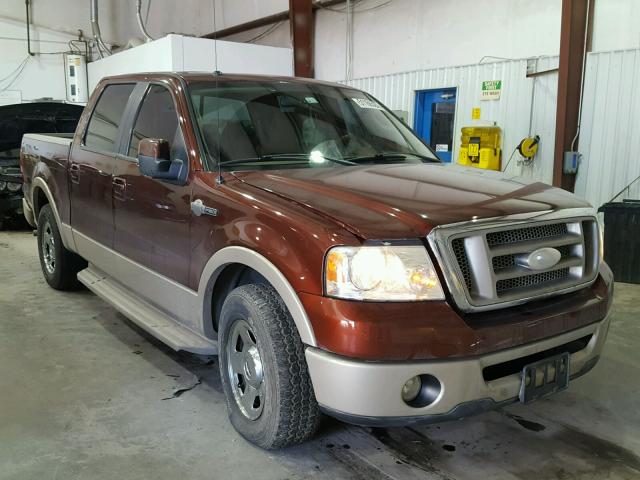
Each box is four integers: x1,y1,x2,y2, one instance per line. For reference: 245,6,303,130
491,245,573,272
428,210,600,312
452,238,472,289
486,223,568,247
496,268,570,294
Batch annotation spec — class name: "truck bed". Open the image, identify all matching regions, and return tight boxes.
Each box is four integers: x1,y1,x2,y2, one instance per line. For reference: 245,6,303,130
20,133,74,228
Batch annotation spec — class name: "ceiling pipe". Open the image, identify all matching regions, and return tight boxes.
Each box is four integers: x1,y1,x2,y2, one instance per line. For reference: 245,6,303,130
136,0,154,42
25,0,34,56
90,0,110,58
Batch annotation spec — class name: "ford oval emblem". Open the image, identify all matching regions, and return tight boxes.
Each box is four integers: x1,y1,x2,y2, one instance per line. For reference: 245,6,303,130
517,247,562,270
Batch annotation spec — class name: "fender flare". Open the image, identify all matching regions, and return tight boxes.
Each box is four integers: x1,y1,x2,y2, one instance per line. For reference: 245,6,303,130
31,177,76,251
198,246,317,347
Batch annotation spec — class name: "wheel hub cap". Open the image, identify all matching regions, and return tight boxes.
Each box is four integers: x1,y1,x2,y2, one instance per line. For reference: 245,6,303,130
227,319,265,420
41,220,55,275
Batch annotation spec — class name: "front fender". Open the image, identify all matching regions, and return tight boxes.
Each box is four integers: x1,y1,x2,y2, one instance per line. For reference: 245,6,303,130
197,246,317,346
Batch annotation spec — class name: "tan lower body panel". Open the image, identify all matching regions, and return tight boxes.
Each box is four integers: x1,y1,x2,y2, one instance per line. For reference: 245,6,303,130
78,266,217,355
306,315,610,419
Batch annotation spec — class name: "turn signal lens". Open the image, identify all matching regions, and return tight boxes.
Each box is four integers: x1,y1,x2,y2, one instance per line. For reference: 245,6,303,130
597,218,604,263
324,245,444,301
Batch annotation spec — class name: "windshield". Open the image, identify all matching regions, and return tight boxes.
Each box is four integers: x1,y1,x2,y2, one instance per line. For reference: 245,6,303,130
188,80,439,171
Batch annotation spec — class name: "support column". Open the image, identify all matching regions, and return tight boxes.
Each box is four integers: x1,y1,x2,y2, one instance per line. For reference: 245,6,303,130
289,0,314,77
553,0,593,191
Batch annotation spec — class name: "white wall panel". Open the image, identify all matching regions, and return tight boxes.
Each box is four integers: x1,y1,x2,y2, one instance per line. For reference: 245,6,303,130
88,35,293,91
343,57,559,185
0,17,78,102
575,48,640,208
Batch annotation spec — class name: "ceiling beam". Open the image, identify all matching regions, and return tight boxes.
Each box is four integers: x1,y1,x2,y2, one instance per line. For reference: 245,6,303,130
552,0,593,191
201,0,345,40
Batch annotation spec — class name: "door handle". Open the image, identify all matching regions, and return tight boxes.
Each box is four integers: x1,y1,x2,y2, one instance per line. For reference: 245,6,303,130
69,163,80,184
113,177,127,201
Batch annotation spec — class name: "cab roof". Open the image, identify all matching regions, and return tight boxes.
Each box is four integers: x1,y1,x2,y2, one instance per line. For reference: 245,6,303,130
101,71,358,90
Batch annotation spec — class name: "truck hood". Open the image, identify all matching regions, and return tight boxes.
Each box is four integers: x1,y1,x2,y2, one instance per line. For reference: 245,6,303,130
233,163,591,239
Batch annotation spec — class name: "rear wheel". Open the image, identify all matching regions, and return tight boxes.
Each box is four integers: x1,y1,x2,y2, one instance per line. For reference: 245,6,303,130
218,284,321,449
37,205,86,290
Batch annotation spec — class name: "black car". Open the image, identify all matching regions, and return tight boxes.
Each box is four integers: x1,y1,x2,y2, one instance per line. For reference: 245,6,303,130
0,102,83,228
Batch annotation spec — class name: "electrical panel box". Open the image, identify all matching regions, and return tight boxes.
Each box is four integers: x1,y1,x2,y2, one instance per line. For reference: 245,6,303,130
458,126,502,171
64,54,88,104
563,151,581,174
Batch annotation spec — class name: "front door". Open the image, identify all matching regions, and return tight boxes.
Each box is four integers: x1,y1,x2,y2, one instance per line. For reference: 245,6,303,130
112,82,192,287
414,88,457,162
70,83,136,247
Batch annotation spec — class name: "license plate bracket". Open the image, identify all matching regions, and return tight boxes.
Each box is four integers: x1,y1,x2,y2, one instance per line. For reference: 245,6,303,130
519,352,570,404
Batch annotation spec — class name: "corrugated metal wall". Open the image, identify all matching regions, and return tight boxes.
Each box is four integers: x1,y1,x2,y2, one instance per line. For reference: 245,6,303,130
575,48,640,208
342,57,559,184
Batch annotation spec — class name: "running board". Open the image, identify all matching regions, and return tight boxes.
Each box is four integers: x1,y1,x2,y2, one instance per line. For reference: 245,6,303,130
78,267,218,355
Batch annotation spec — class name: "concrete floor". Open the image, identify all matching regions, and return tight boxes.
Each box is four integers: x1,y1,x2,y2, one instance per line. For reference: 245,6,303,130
1,230,639,480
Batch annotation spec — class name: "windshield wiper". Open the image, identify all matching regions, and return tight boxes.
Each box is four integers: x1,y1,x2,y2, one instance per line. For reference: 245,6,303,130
346,152,440,164
219,153,357,167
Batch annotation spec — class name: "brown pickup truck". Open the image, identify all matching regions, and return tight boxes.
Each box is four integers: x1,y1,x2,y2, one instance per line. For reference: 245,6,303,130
20,72,613,449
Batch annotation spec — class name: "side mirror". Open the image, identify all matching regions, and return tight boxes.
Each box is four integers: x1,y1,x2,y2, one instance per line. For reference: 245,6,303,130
138,138,185,183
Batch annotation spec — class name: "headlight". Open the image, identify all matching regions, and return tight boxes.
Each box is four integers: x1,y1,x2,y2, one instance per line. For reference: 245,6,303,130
325,245,445,301
7,182,21,192
0,181,6,192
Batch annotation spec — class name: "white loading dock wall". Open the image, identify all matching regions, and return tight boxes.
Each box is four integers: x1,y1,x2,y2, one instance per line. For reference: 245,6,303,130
575,48,640,209
342,57,560,185
87,34,294,92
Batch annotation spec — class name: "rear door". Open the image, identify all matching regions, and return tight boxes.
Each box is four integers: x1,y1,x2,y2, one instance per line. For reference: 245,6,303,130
112,82,192,286
70,83,135,247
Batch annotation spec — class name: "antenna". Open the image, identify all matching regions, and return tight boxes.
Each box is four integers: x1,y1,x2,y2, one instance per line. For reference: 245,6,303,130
212,0,223,184
212,0,219,73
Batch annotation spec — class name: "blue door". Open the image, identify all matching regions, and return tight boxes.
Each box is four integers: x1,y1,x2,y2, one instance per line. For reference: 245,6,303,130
414,88,457,162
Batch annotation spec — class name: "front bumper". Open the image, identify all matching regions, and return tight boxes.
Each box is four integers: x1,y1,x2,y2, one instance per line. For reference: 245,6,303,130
306,314,610,425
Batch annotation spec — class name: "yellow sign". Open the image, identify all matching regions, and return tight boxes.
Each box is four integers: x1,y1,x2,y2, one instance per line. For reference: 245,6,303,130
472,107,481,120
468,143,479,157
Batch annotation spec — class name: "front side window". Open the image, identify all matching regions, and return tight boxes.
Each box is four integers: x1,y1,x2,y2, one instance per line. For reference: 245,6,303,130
128,85,186,161
188,80,439,171
84,83,135,152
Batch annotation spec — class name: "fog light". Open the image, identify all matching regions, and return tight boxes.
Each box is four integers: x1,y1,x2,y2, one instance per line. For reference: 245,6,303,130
401,374,442,408
401,376,422,402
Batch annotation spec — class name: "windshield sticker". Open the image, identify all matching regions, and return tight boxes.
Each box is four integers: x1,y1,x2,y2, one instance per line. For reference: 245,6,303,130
351,98,384,110
304,96,319,104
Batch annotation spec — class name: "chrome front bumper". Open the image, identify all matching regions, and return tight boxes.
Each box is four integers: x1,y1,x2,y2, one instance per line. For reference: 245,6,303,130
306,315,610,425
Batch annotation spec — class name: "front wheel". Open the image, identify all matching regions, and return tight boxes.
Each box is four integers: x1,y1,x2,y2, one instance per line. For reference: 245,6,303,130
218,284,321,449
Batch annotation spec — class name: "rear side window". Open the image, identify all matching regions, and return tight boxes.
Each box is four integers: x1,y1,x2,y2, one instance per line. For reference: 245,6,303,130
84,83,135,153
128,85,185,160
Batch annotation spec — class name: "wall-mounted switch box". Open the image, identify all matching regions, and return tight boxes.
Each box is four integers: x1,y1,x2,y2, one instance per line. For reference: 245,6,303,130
563,151,581,174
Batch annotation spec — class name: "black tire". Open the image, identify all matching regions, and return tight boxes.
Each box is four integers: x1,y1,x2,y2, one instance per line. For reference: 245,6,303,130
37,204,86,290
218,284,321,449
